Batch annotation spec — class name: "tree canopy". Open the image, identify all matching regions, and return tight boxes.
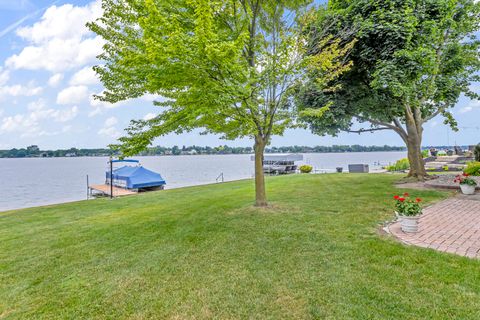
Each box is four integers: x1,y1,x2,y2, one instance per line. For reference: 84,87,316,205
297,0,480,179
89,0,351,205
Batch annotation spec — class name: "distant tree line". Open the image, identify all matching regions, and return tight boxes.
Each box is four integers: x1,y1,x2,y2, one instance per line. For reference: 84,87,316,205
0,146,115,158
0,144,406,158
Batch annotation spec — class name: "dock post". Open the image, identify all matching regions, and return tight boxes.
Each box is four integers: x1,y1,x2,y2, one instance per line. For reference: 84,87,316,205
109,156,113,199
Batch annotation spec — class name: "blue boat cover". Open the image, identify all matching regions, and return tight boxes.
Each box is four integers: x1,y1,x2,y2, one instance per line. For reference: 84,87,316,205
106,165,166,189
111,159,139,164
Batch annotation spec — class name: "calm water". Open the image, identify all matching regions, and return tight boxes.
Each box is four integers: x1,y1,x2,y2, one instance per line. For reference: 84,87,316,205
0,152,405,211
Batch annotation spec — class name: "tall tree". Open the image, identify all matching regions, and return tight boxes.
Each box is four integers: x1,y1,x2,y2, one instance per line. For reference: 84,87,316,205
89,0,351,206
297,0,480,180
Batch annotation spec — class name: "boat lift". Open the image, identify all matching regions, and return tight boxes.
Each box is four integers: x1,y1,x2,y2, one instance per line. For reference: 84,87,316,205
88,158,166,199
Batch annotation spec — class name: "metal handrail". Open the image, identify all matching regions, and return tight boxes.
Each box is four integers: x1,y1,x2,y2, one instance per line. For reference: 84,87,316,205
216,172,224,183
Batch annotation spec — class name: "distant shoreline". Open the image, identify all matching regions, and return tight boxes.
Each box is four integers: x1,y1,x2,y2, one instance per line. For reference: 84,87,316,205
0,144,409,158
4,143,476,159
0,149,408,159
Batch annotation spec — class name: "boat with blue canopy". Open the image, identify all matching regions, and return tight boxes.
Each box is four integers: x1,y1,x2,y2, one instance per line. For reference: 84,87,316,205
106,159,166,191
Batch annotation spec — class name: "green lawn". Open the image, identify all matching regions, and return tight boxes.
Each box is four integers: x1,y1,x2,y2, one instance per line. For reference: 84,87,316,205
1,174,479,319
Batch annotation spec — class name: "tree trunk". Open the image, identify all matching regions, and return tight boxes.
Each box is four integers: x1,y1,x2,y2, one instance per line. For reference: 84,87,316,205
253,136,267,207
406,138,427,180
405,118,427,180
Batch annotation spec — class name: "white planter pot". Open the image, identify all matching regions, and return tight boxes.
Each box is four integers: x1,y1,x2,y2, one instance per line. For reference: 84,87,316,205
460,184,476,195
395,212,402,222
400,215,420,233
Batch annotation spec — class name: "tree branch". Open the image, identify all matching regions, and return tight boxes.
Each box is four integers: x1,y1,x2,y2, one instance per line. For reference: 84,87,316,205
346,127,392,134
356,116,398,131
356,115,409,142
423,107,444,122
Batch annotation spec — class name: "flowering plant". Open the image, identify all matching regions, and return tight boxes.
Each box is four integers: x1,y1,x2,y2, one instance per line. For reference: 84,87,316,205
454,173,477,186
393,193,422,216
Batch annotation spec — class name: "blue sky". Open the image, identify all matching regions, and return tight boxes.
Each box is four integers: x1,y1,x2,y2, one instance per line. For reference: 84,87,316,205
0,0,479,150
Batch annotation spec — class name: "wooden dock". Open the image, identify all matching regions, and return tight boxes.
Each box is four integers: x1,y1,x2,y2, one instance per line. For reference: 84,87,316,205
89,184,137,197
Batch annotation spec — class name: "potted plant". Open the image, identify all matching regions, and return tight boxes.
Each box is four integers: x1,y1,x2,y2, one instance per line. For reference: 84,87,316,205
393,193,422,233
454,173,477,195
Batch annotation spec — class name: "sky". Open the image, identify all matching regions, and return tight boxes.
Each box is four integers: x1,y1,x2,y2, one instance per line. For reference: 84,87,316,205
0,0,479,150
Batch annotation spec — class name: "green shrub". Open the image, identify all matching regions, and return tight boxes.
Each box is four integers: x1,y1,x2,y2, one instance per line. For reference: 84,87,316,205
299,165,313,173
422,149,429,158
385,158,410,172
443,165,449,171
464,161,480,176
475,144,480,162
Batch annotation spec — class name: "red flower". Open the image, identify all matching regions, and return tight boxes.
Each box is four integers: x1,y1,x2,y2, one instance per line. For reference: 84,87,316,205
463,173,469,177
403,192,409,197
399,197,405,202
416,198,422,202
394,195,400,200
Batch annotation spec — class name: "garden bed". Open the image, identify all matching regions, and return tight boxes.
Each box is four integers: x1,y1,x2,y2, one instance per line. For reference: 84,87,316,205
425,174,480,190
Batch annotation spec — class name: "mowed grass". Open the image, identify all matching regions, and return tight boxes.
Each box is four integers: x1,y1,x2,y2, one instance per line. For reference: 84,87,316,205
1,174,479,319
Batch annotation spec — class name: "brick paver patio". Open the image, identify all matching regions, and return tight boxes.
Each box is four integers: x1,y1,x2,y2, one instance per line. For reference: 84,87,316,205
388,198,480,258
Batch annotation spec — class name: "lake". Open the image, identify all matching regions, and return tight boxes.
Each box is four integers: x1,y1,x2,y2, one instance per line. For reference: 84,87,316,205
0,151,406,211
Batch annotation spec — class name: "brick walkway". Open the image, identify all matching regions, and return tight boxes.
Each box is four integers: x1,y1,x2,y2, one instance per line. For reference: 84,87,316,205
388,198,480,258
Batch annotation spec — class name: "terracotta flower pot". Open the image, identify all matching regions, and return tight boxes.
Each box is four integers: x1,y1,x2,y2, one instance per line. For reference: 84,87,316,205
400,215,420,233
460,184,476,195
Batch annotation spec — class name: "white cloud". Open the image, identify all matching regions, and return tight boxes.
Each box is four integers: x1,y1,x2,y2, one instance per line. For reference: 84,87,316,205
5,1,104,72
0,99,79,137
48,73,63,87
69,66,99,86
15,1,101,43
28,99,78,122
53,106,79,122
88,107,102,117
56,85,89,105
98,116,121,139
98,126,121,139
0,68,9,85
143,112,157,121
1,114,35,133
142,94,165,102
104,116,118,127
6,36,105,72
88,91,130,116
459,100,480,114
0,83,42,98
460,106,473,114
90,93,127,109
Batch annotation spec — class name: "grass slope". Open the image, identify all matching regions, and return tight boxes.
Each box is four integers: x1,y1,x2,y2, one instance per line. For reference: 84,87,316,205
1,174,479,319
